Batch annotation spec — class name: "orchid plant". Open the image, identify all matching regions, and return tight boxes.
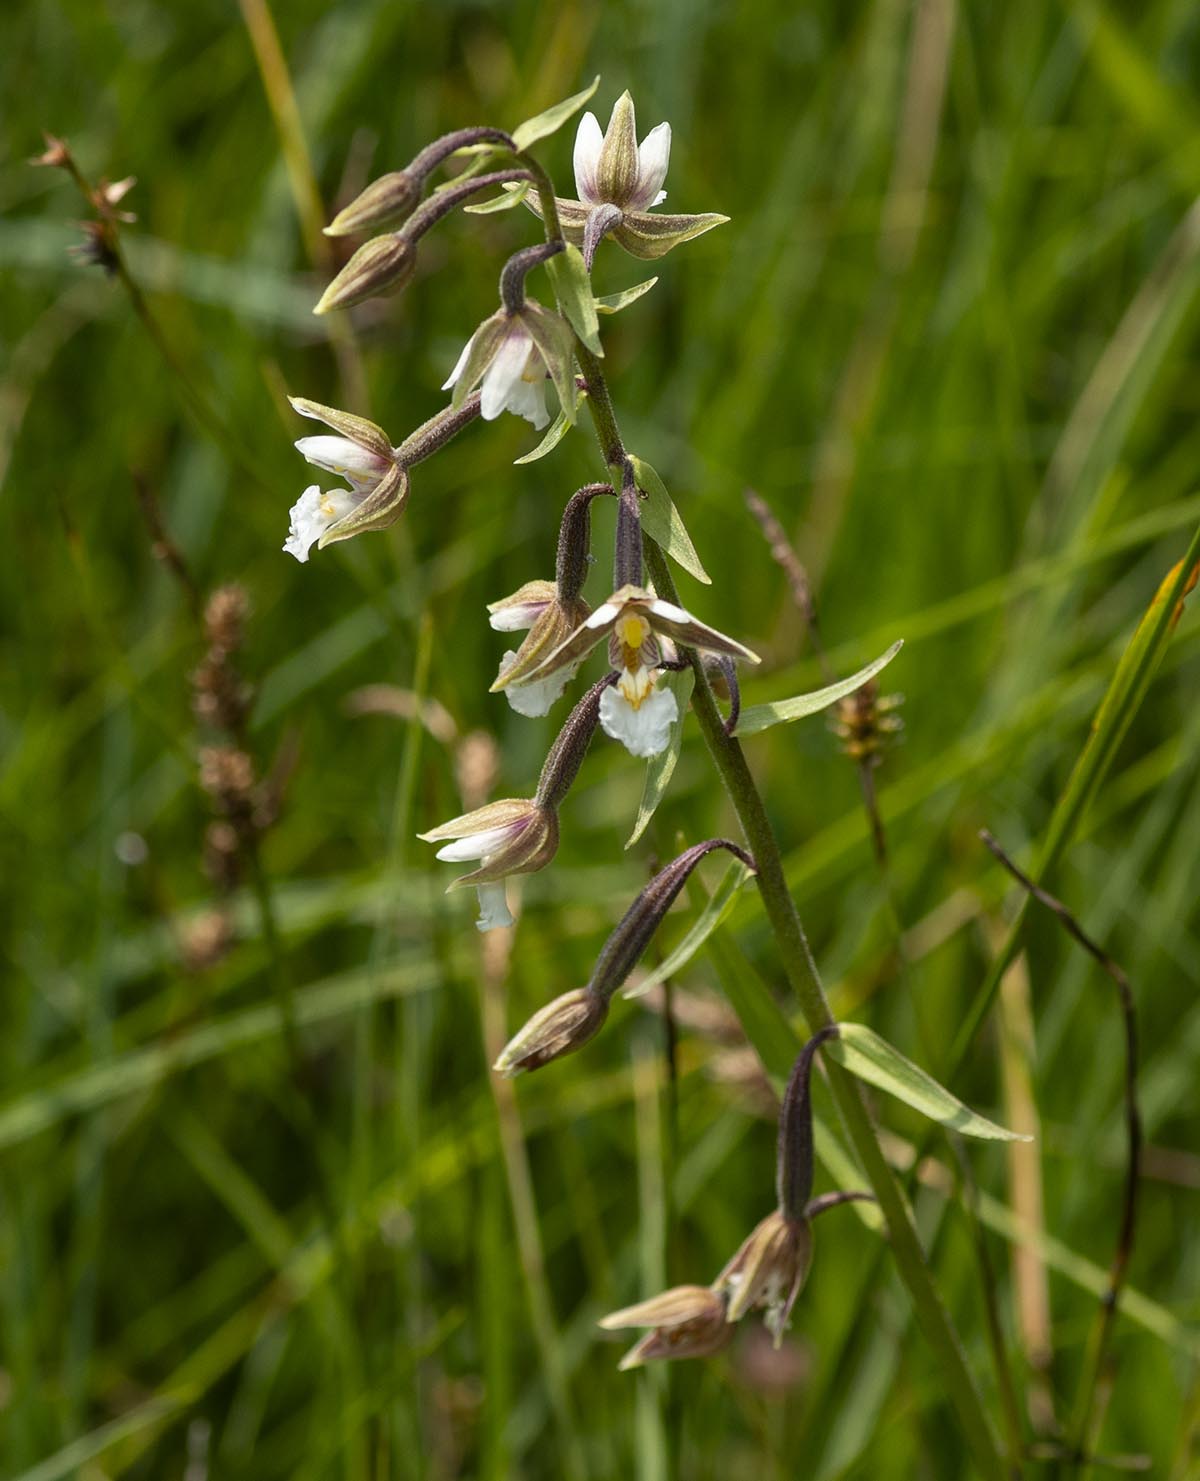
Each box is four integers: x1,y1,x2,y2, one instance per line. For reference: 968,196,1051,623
284,83,1024,1478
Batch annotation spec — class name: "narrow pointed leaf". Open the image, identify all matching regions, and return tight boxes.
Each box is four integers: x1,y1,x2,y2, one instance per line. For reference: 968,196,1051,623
463,182,531,214
511,77,601,152
513,402,577,465
737,641,904,735
628,454,711,585
595,277,659,314
548,243,603,354
623,855,752,999
825,1023,1030,1142
626,667,693,846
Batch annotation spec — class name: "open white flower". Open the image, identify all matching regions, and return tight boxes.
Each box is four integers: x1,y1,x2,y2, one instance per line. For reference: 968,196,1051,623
284,397,407,561
574,96,671,211
445,318,548,428
515,584,759,760
418,797,559,933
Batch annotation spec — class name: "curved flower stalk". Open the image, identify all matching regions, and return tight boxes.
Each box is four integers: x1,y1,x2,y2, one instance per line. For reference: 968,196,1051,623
503,583,759,758
524,91,729,267
495,839,755,1075
599,1027,874,1368
488,482,616,716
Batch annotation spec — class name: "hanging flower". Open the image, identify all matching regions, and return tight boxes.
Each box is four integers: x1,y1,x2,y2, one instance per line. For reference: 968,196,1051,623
503,584,758,758
444,302,575,429
417,797,559,933
522,92,729,267
284,398,407,561
714,1211,814,1346
598,1286,733,1371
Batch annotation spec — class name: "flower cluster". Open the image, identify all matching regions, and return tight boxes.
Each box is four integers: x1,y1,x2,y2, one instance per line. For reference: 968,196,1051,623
284,88,753,936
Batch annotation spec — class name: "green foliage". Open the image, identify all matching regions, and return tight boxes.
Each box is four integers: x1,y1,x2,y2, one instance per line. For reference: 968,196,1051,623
2,2,1199,1478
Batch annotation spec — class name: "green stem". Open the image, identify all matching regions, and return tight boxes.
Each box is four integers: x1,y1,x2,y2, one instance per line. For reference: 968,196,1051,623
566,331,1009,1481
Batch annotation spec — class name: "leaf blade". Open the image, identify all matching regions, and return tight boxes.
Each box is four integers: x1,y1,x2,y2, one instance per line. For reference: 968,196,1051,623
511,77,601,152
737,641,903,735
628,454,711,585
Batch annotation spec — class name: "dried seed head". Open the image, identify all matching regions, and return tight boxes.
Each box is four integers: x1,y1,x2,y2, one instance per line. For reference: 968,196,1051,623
493,988,608,1077
198,746,256,819
181,909,235,973
325,170,421,237
204,820,241,891
314,233,417,314
203,585,250,655
715,1211,813,1346
599,1285,733,1370
190,656,251,734
830,679,904,767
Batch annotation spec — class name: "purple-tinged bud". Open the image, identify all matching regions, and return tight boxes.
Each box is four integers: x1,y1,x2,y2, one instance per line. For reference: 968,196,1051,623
314,233,416,314
598,1285,733,1371
593,92,641,210
556,483,614,605
714,1211,813,1347
533,676,613,812
613,460,643,589
493,987,608,1077
586,840,755,1003
777,1025,839,1222
499,240,564,316
324,171,421,237
417,797,558,890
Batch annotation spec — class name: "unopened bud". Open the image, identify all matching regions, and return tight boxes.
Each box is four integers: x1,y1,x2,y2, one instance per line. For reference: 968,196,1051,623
599,1285,732,1370
314,233,416,314
325,170,420,237
493,987,608,1077
715,1211,813,1346
595,91,641,209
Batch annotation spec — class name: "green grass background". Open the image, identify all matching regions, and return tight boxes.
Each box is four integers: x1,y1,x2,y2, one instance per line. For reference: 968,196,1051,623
2,0,1199,1476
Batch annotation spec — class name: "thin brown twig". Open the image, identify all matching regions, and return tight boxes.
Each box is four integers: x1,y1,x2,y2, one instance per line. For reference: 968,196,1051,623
132,473,203,622
980,829,1141,1476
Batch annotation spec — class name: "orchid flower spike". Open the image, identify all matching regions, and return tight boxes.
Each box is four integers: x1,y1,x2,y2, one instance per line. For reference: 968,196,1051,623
502,584,759,759
524,91,729,268
284,398,408,562
417,798,558,933
598,1286,733,1371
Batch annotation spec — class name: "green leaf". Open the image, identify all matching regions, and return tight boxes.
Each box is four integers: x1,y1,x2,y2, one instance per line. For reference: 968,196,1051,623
513,400,579,465
595,277,659,314
626,667,694,847
737,641,904,735
463,182,531,215
623,855,753,999
825,1024,1030,1142
511,77,601,153
547,243,603,354
628,454,711,585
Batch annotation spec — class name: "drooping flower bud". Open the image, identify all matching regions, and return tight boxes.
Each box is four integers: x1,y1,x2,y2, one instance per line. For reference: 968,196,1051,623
493,987,608,1077
418,796,559,934
324,171,421,237
532,675,612,811
714,1211,814,1346
313,233,417,315
598,1285,733,1370
586,840,756,1002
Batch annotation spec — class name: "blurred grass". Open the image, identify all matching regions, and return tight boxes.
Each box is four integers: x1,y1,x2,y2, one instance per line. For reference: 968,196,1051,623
2,0,1199,1477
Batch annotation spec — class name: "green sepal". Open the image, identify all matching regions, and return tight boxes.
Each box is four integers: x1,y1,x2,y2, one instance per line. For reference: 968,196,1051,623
628,454,711,584
547,243,603,355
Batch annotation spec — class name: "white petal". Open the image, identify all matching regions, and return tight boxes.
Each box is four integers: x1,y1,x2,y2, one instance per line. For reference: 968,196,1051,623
585,601,621,629
434,824,515,863
442,331,476,391
501,372,550,430
650,189,667,206
480,327,533,421
573,111,604,203
294,435,388,489
599,682,679,758
630,121,671,210
488,603,546,633
476,882,514,933
283,484,352,563
499,651,577,718
646,597,691,625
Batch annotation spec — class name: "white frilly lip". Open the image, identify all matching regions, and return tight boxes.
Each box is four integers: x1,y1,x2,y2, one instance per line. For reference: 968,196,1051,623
283,484,353,563
599,682,679,758
497,650,577,717
488,602,549,633
446,323,549,429
475,882,514,932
